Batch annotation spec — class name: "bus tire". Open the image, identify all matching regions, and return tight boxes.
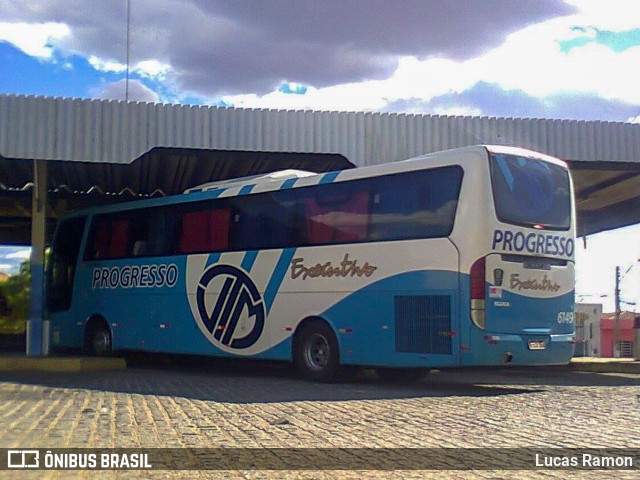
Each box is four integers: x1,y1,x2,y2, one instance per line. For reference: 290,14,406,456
377,367,430,383
294,320,341,383
85,320,112,357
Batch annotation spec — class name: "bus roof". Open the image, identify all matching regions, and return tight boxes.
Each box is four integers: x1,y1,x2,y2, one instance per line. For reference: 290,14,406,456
184,169,317,193
483,145,568,168
59,145,567,219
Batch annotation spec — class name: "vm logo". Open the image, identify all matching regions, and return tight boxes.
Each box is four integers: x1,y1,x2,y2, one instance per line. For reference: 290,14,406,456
196,265,265,349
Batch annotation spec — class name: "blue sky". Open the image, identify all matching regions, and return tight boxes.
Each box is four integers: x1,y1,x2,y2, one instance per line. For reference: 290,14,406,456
1,0,638,120
0,0,639,310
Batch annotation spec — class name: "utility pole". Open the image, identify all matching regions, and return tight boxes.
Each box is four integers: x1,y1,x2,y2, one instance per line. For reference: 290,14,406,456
125,0,131,102
614,266,621,358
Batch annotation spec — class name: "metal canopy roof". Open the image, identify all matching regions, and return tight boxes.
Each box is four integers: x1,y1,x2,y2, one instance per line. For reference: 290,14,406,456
568,160,640,236
1,94,640,244
0,148,353,244
0,147,353,197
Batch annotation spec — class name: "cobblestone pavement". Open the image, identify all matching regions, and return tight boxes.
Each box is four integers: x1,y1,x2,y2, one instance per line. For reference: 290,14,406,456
1,359,639,479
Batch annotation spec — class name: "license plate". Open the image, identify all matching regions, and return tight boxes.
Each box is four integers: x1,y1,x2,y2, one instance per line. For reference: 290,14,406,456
528,340,546,350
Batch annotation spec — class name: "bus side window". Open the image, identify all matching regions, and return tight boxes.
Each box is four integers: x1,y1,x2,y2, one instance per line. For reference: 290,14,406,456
369,175,420,241
179,208,231,254
265,209,292,248
305,197,335,244
232,205,262,251
180,211,208,253
369,167,462,241
231,192,297,251
334,190,369,242
93,220,110,259
146,209,175,257
129,213,150,256
108,220,129,258
86,208,175,260
424,167,463,237
86,216,129,261
208,209,231,251
305,186,370,244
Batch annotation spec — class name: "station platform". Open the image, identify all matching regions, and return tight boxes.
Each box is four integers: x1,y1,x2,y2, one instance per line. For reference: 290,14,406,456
568,356,640,374
0,354,126,372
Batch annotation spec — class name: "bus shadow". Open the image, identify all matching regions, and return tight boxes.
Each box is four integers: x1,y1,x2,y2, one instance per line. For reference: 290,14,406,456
0,354,551,403
1,355,637,403
0,334,26,352
126,353,640,388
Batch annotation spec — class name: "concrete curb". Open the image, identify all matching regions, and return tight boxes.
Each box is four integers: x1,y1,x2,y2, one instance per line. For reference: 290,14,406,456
0,356,126,372
569,360,640,374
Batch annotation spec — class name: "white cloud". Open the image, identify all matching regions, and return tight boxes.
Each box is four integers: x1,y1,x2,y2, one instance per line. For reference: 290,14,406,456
0,22,70,59
447,3,640,107
431,106,483,117
88,57,171,80
92,79,160,103
628,115,640,123
224,6,640,115
135,60,170,79
223,56,474,112
564,0,640,31
88,55,126,73
5,249,31,260
223,82,389,112
473,18,640,104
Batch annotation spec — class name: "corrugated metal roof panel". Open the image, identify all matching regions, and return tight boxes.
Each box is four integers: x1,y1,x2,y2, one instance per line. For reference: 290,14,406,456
2,94,640,166
0,148,353,196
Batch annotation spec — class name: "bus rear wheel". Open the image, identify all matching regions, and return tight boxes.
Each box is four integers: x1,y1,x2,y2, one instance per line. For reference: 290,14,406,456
85,321,112,357
294,321,341,383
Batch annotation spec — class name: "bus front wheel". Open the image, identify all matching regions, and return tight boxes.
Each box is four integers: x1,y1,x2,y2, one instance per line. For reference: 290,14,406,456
85,321,112,357
294,320,341,383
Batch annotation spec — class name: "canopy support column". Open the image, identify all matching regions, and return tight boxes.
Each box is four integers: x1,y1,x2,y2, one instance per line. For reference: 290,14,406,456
26,159,49,357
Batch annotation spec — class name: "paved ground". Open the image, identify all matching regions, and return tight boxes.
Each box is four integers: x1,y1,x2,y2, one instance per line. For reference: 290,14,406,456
1,357,639,479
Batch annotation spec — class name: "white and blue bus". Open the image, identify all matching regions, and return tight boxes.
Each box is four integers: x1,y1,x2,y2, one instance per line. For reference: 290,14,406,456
47,145,575,381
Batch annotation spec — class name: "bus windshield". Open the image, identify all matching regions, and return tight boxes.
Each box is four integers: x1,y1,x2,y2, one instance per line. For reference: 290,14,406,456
489,153,571,230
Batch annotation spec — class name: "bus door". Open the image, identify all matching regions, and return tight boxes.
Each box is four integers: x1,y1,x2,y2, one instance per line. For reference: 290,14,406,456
47,216,87,345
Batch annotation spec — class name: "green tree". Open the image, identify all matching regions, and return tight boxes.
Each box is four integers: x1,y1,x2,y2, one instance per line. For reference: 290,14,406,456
0,260,31,334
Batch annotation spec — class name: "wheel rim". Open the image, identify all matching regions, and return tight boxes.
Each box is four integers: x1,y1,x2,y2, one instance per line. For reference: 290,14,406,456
304,333,330,371
93,329,111,355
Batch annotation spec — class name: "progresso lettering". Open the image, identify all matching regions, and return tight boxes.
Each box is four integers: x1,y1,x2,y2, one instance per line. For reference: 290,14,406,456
492,229,574,258
91,264,179,289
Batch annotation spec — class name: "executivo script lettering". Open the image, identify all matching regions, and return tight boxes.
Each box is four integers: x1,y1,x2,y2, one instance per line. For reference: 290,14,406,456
290,254,377,280
510,273,561,292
